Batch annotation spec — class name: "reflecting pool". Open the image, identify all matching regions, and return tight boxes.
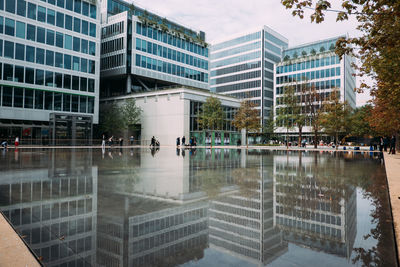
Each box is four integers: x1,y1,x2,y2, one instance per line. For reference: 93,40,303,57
0,148,397,267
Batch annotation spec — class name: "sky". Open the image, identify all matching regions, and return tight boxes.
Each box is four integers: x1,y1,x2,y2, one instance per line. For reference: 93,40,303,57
130,0,371,106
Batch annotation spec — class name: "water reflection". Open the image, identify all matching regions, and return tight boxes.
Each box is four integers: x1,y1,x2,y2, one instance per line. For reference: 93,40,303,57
0,148,397,266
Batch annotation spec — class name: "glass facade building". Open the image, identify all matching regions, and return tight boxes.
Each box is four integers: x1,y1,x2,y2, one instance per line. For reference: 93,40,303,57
99,0,209,99
0,0,100,145
274,36,356,141
210,27,288,126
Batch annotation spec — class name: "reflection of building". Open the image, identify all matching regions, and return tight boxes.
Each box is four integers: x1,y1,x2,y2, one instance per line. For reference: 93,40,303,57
273,153,357,258
0,149,98,266
208,152,288,265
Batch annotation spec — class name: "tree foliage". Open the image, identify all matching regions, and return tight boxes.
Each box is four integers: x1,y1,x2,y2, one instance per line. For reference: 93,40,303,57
263,106,276,141
232,100,261,146
276,86,297,146
280,0,400,138
348,105,376,137
198,96,224,130
122,99,142,131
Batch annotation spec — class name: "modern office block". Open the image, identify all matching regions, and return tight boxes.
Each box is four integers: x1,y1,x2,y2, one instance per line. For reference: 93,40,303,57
0,0,101,145
274,36,356,141
99,0,209,99
210,26,288,126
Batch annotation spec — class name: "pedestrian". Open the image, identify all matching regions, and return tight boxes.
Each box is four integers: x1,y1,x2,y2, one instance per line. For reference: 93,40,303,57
102,135,106,148
189,137,193,147
182,136,186,146
379,137,384,152
389,135,396,154
384,137,389,152
176,137,180,147
130,136,134,145
108,136,114,147
14,137,19,148
151,136,156,147
1,140,8,149
119,137,123,146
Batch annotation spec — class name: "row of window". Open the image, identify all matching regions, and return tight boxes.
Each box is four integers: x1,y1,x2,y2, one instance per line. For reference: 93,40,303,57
211,70,260,86
276,216,342,238
1,40,96,75
1,1,97,37
211,61,260,77
135,54,209,83
276,67,340,85
101,21,124,39
1,17,97,54
214,80,261,93
277,55,340,74
0,86,95,114
0,63,95,92
136,38,208,71
101,53,124,70
212,31,261,52
264,41,281,55
210,41,260,60
211,51,260,69
276,79,341,95
264,51,281,63
101,37,124,54
228,89,261,99
264,31,288,49
136,22,208,58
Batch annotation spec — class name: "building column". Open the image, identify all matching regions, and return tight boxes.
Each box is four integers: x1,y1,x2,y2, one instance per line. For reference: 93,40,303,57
126,75,132,94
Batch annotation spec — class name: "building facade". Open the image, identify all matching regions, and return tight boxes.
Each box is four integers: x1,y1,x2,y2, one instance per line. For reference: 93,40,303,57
274,36,356,141
210,26,288,126
99,0,209,99
0,0,101,145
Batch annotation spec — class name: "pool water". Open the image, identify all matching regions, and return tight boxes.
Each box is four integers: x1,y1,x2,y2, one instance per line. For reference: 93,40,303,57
0,148,397,267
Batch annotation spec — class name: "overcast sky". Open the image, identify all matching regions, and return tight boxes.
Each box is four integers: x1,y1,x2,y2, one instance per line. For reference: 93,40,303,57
131,0,371,106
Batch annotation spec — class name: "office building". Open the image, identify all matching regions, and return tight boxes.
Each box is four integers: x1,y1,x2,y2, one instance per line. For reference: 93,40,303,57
210,26,288,126
274,36,356,141
0,0,101,145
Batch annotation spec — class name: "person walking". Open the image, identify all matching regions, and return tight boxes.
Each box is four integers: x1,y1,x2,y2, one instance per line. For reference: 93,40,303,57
379,137,384,152
108,136,114,147
176,137,180,147
14,137,19,148
182,136,186,146
130,136,134,145
389,135,396,154
101,135,106,148
119,137,123,147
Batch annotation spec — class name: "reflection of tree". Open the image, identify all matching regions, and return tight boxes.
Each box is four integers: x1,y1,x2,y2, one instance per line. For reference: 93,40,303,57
197,169,228,199
232,168,260,199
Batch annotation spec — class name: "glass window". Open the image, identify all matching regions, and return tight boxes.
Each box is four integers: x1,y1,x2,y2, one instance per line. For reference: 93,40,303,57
27,3,36,20
16,21,25,39
81,20,88,35
56,32,63,48
57,0,64,8
72,76,79,90
15,43,24,60
46,30,55,46
88,79,94,92
73,57,79,71
63,94,70,111
89,23,96,37
48,0,55,5
80,77,87,91
89,41,95,56
47,9,55,25
37,27,45,43
82,2,89,16
37,6,46,22
26,46,34,62
54,93,62,111
45,71,53,87
63,74,71,89
88,97,94,113
17,0,26,17
65,0,72,11
0,16,3,34
64,34,72,50
45,91,53,110
25,67,34,84
73,17,80,33
65,15,72,30
73,37,80,52
336,67,340,76
74,0,81,13
2,86,12,106
55,72,62,88
56,12,64,28
64,54,71,69
5,0,15,14
81,39,88,54
90,4,96,19
27,24,35,41
4,41,14,58
36,48,44,64
14,66,24,83
55,52,63,68
5,18,14,36
0,0,3,11
79,96,86,113
46,50,54,66
35,69,44,85
71,95,79,112
89,60,95,74
81,58,87,72
14,87,23,107
35,90,43,109
24,89,33,108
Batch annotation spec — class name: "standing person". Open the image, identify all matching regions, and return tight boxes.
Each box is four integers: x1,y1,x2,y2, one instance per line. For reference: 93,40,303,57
101,135,106,148
151,136,156,147
14,137,19,148
119,137,123,147
176,137,180,147
384,136,389,152
108,136,114,147
379,137,384,152
189,137,193,147
182,136,186,146
130,136,134,145
389,135,396,154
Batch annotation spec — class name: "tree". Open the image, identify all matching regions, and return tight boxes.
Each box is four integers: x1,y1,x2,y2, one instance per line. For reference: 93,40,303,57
306,84,324,148
122,99,142,132
263,106,276,141
99,102,124,135
348,105,376,138
319,89,351,149
232,100,261,147
276,86,296,148
294,83,308,147
280,0,400,148
197,96,224,131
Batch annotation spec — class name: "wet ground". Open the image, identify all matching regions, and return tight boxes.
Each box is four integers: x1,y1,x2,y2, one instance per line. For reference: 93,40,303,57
0,148,397,267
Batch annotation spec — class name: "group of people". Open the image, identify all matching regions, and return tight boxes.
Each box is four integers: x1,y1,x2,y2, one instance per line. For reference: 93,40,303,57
101,135,126,148
1,137,19,149
379,135,396,154
176,136,196,147
150,136,160,147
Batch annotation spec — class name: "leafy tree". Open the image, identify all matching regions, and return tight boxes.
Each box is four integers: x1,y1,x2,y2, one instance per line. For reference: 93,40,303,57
294,84,308,146
263,106,276,141
232,100,260,147
99,102,125,135
319,89,351,148
197,96,224,130
349,105,376,138
306,84,324,148
122,99,142,132
276,86,297,148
